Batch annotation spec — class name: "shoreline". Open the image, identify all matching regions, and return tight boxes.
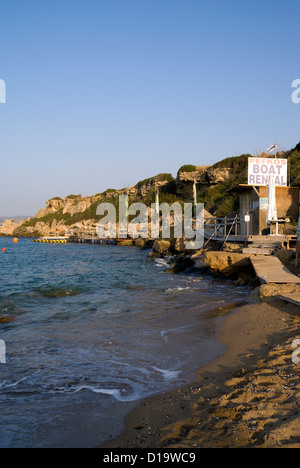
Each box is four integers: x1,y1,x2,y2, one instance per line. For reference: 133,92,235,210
99,293,300,448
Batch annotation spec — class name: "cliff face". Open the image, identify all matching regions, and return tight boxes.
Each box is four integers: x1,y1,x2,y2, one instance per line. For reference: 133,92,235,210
3,141,299,238
10,173,176,238
175,165,237,201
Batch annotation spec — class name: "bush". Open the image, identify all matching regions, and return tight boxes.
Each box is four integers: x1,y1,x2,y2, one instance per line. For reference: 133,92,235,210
178,165,196,172
135,174,174,188
65,194,82,199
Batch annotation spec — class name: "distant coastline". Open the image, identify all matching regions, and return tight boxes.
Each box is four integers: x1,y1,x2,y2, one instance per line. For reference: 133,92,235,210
0,216,32,226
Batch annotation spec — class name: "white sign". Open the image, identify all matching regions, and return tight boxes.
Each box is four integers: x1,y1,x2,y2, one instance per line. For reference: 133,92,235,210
248,158,287,186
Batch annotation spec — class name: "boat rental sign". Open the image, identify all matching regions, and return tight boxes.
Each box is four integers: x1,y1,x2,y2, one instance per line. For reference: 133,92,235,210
248,157,287,186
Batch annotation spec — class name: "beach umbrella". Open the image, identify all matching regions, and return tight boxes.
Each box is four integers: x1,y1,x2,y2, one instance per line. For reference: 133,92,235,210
193,180,197,207
267,175,278,227
155,189,159,215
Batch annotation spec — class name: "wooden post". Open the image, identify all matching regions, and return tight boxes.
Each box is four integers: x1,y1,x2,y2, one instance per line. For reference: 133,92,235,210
295,241,300,268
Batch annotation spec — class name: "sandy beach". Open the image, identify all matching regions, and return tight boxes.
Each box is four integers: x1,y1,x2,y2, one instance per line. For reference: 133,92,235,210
100,287,300,449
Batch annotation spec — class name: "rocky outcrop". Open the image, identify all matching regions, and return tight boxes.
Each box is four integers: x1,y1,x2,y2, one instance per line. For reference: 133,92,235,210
204,251,254,277
175,165,237,201
152,240,172,256
0,219,20,236
248,283,300,304
176,167,209,201
62,199,92,216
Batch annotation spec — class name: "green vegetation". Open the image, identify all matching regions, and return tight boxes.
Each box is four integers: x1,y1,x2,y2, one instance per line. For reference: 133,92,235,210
135,173,174,188
65,194,82,199
212,154,250,170
197,154,249,216
178,165,196,172
287,149,300,186
95,188,116,196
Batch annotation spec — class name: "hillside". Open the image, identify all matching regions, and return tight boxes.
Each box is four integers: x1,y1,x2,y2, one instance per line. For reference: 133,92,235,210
2,141,299,238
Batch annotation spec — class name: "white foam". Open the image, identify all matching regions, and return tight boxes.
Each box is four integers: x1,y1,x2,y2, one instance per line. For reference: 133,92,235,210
0,377,27,390
74,385,140,402
151,366,181,381
166,286,190,293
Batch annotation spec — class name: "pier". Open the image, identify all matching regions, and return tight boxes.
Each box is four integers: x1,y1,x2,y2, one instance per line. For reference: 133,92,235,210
250,256,300,284
31,236,118,245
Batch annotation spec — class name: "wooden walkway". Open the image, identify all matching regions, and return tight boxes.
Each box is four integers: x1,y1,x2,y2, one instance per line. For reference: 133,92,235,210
250,256,300,284
278,293,300,306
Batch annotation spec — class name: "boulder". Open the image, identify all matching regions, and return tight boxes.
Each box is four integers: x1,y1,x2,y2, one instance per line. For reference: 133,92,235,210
167,255,195,273
222,243,244,253
204,251,253,277
274,248,295,266
152,240,172,256
235,271,258,286
117,239,134,246
174,236,186,253
248,283,300,303
134,238,145,248
147,251,163,259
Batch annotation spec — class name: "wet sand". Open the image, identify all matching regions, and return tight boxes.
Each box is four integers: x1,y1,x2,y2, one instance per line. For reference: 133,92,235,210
100,289,300,448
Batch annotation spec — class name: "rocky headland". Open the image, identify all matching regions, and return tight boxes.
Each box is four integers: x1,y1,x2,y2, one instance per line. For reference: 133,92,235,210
2,141,300,285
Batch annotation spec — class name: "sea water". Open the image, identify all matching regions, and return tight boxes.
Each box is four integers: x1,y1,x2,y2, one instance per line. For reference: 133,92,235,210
0,238,249,447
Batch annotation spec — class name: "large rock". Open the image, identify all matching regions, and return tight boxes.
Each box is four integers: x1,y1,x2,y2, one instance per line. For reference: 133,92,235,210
62,200,92,216
248,283,300,303
0,219,20,236
204,251,253,277
166,255,196,273
152,240,171,256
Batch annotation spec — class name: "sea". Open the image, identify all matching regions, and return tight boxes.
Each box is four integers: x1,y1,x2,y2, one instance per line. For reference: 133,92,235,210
0,238,250,448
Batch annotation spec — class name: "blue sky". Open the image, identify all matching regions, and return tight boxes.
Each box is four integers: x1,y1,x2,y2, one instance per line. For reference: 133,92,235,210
0,0,299,216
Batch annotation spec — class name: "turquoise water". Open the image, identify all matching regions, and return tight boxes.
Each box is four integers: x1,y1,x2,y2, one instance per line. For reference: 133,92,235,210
0,238,248,447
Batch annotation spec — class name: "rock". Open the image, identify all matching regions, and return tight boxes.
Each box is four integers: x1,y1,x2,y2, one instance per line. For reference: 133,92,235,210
62,200,92,216
204,251,253,277
34,207,49,218
46,198,64,211
235,271,257,286
147,251,163,258
193,259,209,273
152,240,171,256
117,239,134,246
174,236,186,253
167,255,195,273
248,283,300,303
274,248,295,266
222,243,244,253
0,219,20,236
134,238,145,248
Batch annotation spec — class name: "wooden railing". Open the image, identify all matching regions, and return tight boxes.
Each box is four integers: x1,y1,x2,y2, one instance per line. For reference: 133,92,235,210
203,215,242,248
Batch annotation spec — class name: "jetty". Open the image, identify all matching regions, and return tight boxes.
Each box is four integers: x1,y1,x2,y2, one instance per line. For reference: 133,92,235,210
250,256,300,284
31,236,118,245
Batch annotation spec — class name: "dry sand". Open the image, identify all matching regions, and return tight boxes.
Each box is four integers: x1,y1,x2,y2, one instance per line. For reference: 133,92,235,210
100,286,300,449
